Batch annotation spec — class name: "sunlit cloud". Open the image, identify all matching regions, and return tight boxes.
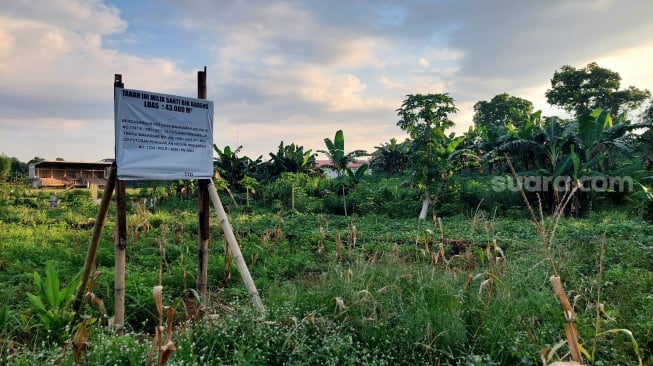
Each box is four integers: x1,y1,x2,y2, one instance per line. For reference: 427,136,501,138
0,0,651,163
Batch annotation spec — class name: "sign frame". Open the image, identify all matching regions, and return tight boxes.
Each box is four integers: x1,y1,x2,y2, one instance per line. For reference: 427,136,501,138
114,87,214,180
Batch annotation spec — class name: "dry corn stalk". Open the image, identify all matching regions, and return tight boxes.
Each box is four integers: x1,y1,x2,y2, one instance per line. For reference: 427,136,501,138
148,286,177,366
348,220,357,249
550,275,583,364
72,316,92,363
153,285,164,326
436,239,448,265
223,236,233,283
479,278,492,296
335,233,342,262
317,226,325,255
158,307,176,366
86,292,106,316
334,297,347,315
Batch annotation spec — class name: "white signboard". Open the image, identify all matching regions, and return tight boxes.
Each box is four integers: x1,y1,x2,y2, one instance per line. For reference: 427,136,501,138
114,88,214,180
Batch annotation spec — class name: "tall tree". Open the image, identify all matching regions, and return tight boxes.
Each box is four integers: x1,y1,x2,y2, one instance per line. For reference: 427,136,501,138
545,62,650,118
473,93,534,131
396,94,477,220
10,157,28,178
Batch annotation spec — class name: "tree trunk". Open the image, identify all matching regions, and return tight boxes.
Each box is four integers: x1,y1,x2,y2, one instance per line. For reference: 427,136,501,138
342,185,348,216
418,190,431,221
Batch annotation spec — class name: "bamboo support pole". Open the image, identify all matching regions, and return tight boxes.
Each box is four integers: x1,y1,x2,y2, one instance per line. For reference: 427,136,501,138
72,163,117,323
207,181,265,315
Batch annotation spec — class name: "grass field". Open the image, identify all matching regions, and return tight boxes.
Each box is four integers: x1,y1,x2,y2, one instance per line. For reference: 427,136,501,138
0,183,651,365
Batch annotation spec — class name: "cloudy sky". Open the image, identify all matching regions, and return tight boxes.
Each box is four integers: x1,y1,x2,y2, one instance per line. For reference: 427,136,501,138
1,0,652,163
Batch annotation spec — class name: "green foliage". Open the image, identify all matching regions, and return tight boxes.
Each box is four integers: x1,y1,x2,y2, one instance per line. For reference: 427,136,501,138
345,163,368,185
473,93,534,131
260,172,323,212
318,129,368,177
240,175,259,206
546,62,650,118
0,154,11,180
397,94,478,184
397,93,457,139
369,138,411,174
9,157,28,183
396,94,479,218
0,192,651,364
26,262,82,344
214,144,262,192
262,141,318,182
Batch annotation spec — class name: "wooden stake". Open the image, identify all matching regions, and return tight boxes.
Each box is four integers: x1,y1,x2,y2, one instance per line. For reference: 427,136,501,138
114,179,127,335
197,179,210,301
113,74,127,336
207,181,265,315
72,162,117,323
196,66,210,303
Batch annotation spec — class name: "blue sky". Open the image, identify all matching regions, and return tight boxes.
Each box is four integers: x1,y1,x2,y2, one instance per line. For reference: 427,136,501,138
1,0,652,163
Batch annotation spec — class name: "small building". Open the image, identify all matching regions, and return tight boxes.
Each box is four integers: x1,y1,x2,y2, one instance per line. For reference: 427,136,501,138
29,160,112,188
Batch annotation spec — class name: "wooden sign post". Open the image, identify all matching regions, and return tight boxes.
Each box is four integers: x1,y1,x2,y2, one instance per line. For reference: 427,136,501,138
73,69,264,336
197,67,210,303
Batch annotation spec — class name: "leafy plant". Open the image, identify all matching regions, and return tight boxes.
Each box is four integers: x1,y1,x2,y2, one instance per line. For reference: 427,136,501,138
26,261,82,343
213,144,262,192
262,141,318,182
318,130,368,177
369,138,411,174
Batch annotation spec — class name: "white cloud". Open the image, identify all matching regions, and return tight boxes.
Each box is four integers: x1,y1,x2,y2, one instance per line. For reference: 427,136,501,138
2,0,653,164
595,41,653,90
3,0,125,34
380,76,404,90
297,68,385,111
0,13,195,112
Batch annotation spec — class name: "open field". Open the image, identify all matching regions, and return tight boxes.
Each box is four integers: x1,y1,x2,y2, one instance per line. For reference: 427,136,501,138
0,182,652,365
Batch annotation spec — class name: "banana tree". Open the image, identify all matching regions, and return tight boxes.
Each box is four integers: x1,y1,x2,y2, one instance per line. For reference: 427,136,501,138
263,141,317,182
499,109,640,214
213,144,262,193
317,130,367,177
369,138,411,174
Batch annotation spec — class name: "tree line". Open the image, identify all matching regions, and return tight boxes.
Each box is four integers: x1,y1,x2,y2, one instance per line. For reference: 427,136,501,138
3,62,652,218
210,62,652,217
